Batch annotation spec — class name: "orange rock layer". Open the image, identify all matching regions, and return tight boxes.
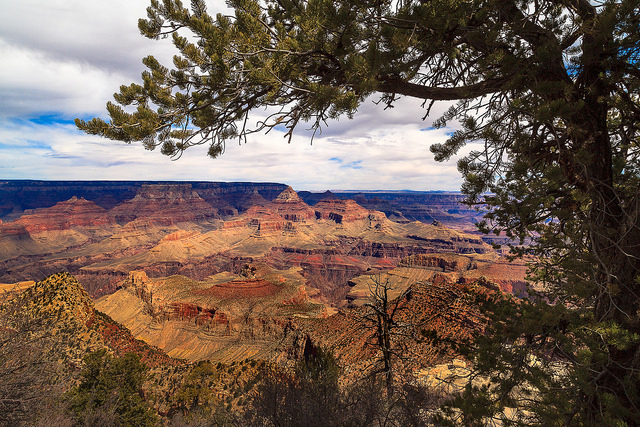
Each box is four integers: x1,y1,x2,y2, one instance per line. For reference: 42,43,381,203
11,197,114,232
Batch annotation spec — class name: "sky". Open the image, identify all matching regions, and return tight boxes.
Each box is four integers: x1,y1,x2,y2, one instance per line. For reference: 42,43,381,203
0,0,468,192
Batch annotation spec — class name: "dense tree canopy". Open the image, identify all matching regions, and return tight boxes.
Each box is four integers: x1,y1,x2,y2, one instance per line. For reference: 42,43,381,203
67,350,158,426
78,0,640,424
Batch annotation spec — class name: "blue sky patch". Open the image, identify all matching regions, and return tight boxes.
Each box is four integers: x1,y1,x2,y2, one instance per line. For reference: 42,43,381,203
0,139,52,151
341,160,363,169
28,114,76,126
328,157,362,169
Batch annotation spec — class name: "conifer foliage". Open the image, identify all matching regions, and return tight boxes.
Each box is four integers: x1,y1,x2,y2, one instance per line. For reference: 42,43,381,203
78,0,640,423
67,350,158,426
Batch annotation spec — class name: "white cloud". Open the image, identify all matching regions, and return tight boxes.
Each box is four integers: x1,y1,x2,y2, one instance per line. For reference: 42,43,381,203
0,39,128,117
0,0,466,191
0,115,464,191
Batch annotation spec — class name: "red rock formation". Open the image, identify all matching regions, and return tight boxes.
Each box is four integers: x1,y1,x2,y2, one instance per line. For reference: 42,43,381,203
11,197,114,233
0,222,31,238
245,205,282,221
226,204,300,234
281,285,308,305
119,271,230,327
257,221,285,233
196,279,281,299
314,199,371,223
270,186,315,222
165,302,229,326
110,184,218,225
159,230,200,242
223,218,249,229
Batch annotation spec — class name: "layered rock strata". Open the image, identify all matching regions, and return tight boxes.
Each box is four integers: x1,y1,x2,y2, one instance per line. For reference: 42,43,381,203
110,184,219,225
270,186,316,222
10,197,114,232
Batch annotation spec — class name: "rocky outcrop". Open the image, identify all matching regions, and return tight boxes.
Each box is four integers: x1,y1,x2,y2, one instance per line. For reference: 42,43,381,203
223,204,291,232
0,222,31,238
270,187,316,222
5,272,178,367
110,184,219,225
224,201,306,235
159,230,200,243
162,302,229,326
298,190,484,229
0,180,289,220
119,270,229,328
313,199,371,223
245,205,285,223
95,266,325,362
11,197,114,233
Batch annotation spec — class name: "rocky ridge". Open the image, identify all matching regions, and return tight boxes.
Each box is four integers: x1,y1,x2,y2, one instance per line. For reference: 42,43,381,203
346,252,528,306
0,272,295,421
96,265,325,362
12,197,115,232
0,184,516,310
293,278,489,378
0,180,288,219
1,272,178,367
109,184,219,225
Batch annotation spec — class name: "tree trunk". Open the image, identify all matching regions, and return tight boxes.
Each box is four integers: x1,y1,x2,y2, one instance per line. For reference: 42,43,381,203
571,41,640,417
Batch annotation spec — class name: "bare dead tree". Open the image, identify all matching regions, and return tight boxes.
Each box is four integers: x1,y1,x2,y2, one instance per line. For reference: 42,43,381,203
360,274,413,398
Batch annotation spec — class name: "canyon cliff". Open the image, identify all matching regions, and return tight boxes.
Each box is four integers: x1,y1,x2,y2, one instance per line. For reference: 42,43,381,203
0,183,508,304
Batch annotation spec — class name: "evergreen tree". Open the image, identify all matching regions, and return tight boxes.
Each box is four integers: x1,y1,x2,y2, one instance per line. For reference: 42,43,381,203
78,1,640,423
246,347,343,426
67,350,158,426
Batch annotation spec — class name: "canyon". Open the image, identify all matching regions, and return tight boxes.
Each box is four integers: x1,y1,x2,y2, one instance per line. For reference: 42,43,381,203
0,180,525,365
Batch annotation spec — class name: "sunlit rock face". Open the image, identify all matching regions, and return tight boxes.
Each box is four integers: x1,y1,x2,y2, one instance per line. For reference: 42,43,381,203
110,184,219,225
95,265,322,362
313,199,371,223
0,182,531,373
0,181,290,221
269,186,316,222
11,197,114,232
0,181,525,311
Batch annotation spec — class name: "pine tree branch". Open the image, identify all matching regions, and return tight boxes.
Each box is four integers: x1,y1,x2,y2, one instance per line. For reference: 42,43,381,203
375,75,511,101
